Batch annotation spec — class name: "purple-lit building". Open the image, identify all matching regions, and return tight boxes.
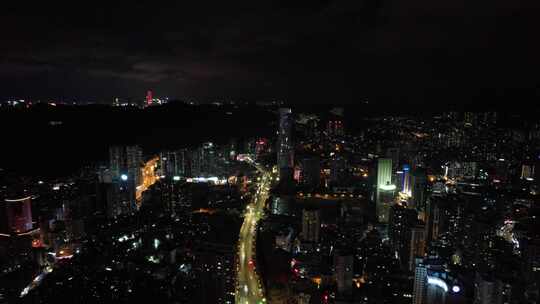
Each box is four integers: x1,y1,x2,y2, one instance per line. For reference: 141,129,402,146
2,196,33,234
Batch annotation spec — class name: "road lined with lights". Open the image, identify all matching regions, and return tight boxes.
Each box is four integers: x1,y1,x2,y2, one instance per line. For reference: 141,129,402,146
235,157,275,304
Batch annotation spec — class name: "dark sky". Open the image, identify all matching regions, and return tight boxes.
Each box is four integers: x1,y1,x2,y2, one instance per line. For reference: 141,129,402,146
1,1,539,105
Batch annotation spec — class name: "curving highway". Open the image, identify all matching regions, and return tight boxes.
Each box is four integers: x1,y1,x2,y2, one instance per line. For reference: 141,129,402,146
235,158,275,304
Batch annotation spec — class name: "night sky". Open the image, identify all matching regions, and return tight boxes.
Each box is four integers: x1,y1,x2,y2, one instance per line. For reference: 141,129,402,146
1,1,539,105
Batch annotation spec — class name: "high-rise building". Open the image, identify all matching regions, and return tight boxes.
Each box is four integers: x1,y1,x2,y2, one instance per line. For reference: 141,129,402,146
463,112,476,127
376,158,395,223
109,146,123,178
301,209,320,243
126,145,143,185
413,259,463,304
524,237,540,281
377,158,393,190
447,161,478,179
327,120,344,137
301,157,321,190
409,225,426,271
388,203,419,269
175,149,189,177
107,146,143,217
159,151,173,178
386,147,400,169
159,150,189,178
1,196,33,234
330,156,348,186
201,142,218,176
189,142,221,177
474,273,513,304
296,293,311,304
277,108,294,179
192,242,236,304
413,260,428,304
411,169,427,211
191,148,202,177
109,145,143,182
425,197,449,246
254,138,266,158
270,197,292,216
297,114,320,139
521,164,535,180
334,251,353,296
402,164,412,196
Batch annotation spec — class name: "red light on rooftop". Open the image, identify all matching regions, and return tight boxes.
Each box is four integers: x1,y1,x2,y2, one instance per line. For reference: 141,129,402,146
146,90,153,105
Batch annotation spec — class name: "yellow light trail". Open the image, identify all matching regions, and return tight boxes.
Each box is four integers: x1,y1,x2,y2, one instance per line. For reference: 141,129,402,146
235,158,275,304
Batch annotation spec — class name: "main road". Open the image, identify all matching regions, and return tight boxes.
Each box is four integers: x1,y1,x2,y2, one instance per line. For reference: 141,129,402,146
235,157,275,304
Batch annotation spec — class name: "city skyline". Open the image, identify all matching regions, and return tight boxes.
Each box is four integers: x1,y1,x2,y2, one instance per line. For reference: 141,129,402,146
1,2,540,304
1,106,540,303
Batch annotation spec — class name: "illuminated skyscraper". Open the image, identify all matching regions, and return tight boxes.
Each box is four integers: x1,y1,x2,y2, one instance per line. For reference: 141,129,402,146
277,108,294,179
1,196,33,233
402,164,412,196
160,150,190,178
108,145,143,216
109,145,142,180
521,164,535,180
413,259,463,304
413,260,428,304
377,158,393,190
200,142,218,176
376,158,395,223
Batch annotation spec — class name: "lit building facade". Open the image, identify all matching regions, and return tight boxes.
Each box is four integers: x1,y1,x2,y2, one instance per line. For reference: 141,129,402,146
107,145,144,217
413,259,464,304
159,149,188,178
327,120,344,137
389,203,422,270
277,108,294,179
2,196,33,233
376,158,395,223
402,164,412,196
377,158,393,190
521,164,535,180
